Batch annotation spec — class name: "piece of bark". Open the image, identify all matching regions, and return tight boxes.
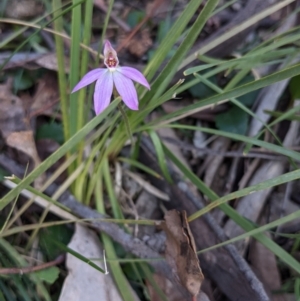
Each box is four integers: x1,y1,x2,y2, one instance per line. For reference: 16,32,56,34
161,210,204,298
6,131,41,168
30,73,59,117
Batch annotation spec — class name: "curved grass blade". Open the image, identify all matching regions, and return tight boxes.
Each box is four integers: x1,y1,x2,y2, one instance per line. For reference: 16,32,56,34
118,157,163,179
198,208,300,254
144,0,219,105
148,62,300,124
188,169,300,221
143,0,204,81
148,130,172,183
152,124,300,162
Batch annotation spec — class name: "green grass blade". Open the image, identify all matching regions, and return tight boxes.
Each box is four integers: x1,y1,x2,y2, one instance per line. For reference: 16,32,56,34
180,0,297,68
103,158,123,218
52,239,105,273
148,130,172,183
144,0,219,105
149,62,300,124
118,157,163,179
153,124,300,161
199,209,300,254
76,0,94,134
188,169,300,220
52,0,70,141
184,48,297,75
95,176,137,301
193,74,297,166
69,0,82,136
0,238,51,301
143,0,204,81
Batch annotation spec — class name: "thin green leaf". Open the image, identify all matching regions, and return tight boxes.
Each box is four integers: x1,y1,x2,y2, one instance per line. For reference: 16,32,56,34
148,62,300,124
143,0,204,81
52,239,105,273
188,169,300,221
148,130,172,183
69,0,82,136
156,124,300,162
118,157,163,179
144,0,219,105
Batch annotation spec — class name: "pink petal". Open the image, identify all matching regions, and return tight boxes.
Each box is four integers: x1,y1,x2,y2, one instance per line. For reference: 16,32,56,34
103,40,119,68
103,40,117,57
118,67,150,90
113,72,138,110
94,70,113,115
72,69,105,93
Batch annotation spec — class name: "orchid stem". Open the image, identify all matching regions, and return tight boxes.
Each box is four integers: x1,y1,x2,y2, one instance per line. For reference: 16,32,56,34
117,103,134,147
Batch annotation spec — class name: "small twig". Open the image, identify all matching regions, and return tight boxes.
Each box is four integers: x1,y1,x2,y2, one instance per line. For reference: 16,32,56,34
0,254,65,275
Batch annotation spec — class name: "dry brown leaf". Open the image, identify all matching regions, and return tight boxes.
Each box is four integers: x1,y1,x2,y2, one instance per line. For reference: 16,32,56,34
35,53,70,73
5,0,44,19
30,73,59,117
6,131,41,167
162,210,204,298
127,28,153,57
146,0,172,19
0,78,27,136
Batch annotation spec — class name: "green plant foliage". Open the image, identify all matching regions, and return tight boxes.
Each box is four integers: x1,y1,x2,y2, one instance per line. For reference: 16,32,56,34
13,70,34,91
157,18,173,44
188,75,218,99
215,105,249,135
0,166,9,181
126,11,145,28
39,225,73,260
0,238,51,301
122,261,151,281
289,74,300,99
36,123,65,145
34,267,60,284
236,74,260,106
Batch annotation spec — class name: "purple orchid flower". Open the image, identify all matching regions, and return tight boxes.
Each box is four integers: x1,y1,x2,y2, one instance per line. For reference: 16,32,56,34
71,40,150,115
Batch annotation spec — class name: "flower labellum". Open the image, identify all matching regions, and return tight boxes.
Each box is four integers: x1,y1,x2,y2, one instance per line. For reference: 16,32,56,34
71,40,150,115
